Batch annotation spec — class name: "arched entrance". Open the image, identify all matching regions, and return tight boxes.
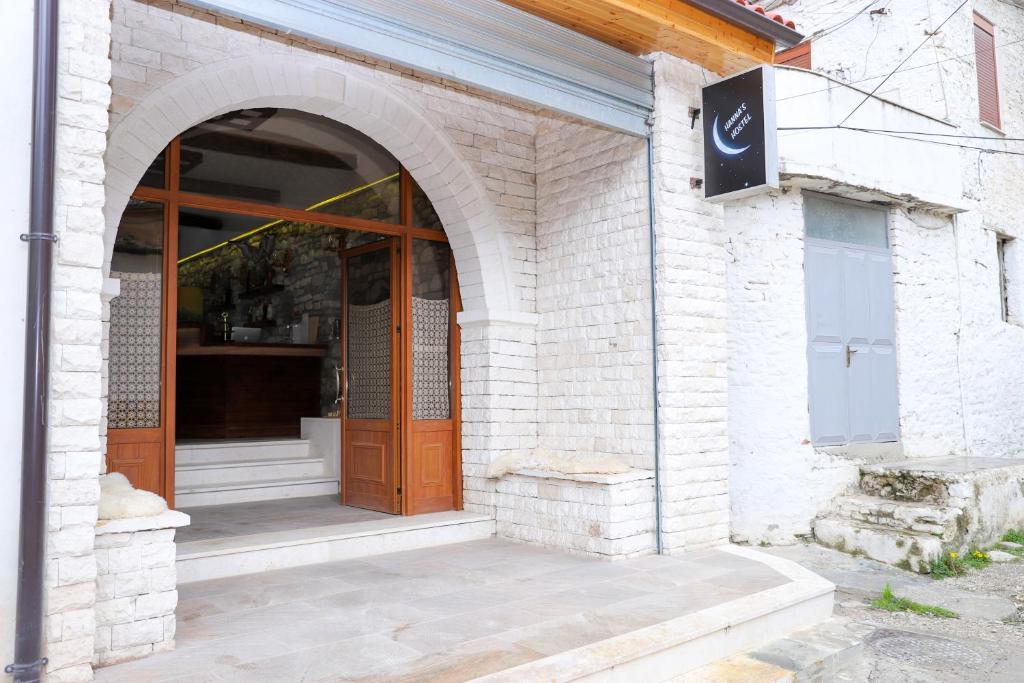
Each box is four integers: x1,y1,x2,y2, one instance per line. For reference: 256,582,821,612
107,107,462,519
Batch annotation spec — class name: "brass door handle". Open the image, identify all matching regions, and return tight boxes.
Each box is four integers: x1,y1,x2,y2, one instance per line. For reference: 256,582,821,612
846,345,858,368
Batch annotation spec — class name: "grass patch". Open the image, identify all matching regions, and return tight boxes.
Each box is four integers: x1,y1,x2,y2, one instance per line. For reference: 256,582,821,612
930,549,991,578
962,548,991,570
1002,529,1024,545
871,584,958,618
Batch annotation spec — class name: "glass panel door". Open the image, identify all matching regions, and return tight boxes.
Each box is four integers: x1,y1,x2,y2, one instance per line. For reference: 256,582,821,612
107,200,167,496
342,240,401,513
406,239,456,514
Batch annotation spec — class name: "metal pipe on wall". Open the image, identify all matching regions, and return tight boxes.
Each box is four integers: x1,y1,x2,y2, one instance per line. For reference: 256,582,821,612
7,0,59,680
645,132,664,555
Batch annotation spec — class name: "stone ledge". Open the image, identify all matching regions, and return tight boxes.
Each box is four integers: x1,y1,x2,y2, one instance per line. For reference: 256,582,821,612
96,510,190,536
507,468,655,485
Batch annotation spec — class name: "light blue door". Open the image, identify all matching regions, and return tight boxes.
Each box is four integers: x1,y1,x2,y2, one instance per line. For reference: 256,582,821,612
804,194,899,445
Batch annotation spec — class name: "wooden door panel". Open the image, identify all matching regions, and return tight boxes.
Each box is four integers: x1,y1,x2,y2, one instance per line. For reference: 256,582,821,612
107,428,163,495
342,240,401,514
343,426,396,512
408,421,454,514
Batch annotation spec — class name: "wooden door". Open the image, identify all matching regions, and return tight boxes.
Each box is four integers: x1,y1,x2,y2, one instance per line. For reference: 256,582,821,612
341,239,402,513
404,239,460,514
106,198,176,504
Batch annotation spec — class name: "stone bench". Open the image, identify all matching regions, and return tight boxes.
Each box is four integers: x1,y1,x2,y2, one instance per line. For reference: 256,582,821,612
93,510,190,667
494,468,656,559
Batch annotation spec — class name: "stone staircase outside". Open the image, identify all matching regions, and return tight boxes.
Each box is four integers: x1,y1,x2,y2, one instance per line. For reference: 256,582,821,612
175,438,339,506
814,457,1024,573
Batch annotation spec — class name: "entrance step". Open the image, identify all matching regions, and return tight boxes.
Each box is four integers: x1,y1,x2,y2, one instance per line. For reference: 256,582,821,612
674,617,874,682
175,438,312,466
175,455,330,489
814,457,1024,573
832,494,961,541
814,516,943,573
175,476,339,507
176,510,496,583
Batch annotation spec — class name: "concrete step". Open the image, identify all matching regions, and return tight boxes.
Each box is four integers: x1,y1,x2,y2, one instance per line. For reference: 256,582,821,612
175,455,329,488
175,476,339,507
675,617,874,683
176,511,497,583
813,516,943,573
833,494,962,540
175,439,312,466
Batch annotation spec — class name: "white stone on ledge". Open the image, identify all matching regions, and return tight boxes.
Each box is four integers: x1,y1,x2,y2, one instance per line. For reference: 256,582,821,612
96,510,190,536
510,469,654,485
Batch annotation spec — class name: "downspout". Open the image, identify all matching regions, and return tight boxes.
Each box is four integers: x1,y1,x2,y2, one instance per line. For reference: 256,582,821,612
645,131,664,555
7,0,58,681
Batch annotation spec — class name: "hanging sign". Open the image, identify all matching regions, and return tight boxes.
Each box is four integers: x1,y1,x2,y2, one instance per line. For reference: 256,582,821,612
702,66,778,201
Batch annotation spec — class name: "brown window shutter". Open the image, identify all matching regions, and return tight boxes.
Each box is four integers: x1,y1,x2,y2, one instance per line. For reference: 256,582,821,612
775,42,811,69
974,13,1001,128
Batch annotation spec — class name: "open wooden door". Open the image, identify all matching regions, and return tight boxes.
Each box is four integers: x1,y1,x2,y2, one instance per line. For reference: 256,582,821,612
106,198,176,504
404,239,460,514
341,239,402,513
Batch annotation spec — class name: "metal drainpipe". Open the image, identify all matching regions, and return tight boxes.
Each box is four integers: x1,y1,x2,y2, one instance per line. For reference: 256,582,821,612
645,131,664,555
7,0,59,681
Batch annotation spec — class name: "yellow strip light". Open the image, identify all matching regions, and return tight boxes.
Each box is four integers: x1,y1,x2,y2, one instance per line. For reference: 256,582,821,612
177,172,400,265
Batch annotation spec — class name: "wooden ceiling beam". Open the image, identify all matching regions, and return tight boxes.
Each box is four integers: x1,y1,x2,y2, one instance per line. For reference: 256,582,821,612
500,0,777,74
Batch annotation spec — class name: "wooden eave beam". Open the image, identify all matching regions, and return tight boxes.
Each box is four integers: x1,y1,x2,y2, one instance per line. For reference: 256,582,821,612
500,0,776,74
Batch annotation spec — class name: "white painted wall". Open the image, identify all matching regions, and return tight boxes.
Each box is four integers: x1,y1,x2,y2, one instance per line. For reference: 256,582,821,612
728,0,1024,542
0,0,34,667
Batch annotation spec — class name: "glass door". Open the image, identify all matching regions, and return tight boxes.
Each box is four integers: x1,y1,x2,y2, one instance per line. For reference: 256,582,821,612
107,200,170,497
341,239,402,513
405,239,459,514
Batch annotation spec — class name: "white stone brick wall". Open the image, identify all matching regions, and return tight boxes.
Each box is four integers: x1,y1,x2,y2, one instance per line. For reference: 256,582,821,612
46,1,113,681
93,511,187,667
724,190,862,544
650,55,731,553
534,119,653,469
107,0,538,320
494,470,655,558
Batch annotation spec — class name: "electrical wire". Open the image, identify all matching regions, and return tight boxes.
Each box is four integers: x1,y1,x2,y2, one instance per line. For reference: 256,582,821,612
779,125,1024,142
777,33,1024,103
778,125,1024,156
837,0,971,126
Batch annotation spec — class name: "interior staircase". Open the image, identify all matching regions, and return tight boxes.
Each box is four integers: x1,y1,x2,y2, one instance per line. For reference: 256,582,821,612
175,439,338,507
813,457,1024,573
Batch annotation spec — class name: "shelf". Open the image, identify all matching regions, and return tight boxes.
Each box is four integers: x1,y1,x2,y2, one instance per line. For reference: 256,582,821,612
238,284,284,299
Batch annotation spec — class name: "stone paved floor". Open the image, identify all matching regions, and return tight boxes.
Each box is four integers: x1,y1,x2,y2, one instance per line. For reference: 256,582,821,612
96,539,791,682
765,543,1024,682
177,496,389,544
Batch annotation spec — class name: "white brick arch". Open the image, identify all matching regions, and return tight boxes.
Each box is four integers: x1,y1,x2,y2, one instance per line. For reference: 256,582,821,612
103,54,517,316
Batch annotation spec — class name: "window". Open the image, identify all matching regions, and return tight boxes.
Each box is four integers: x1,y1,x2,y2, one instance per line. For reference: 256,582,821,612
997,234,1014,323
804,193,888,248
776,42,811,69
974,13,1001,129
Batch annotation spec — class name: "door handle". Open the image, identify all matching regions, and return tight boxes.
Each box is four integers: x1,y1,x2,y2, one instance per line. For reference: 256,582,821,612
845,345,858,368
334,365,344,404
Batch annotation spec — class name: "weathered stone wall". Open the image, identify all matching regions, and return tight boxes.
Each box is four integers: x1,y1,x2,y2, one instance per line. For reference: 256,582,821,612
534,118,653,469
781,0,1024,459
494,470,655,558
93,511,188,667
46,1,114,680
650,55,732,552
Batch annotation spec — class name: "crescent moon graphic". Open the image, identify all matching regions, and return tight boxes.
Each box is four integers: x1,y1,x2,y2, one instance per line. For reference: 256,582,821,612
712,115,751,156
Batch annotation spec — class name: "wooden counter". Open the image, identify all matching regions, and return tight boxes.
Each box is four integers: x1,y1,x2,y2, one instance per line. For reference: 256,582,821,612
176,343,329,439
177,342,328,358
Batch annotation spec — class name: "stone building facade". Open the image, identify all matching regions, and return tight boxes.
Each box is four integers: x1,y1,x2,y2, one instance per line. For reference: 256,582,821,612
3,0,1023,680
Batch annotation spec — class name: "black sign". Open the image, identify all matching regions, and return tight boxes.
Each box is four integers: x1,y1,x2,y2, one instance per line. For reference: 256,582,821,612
702,66,778,201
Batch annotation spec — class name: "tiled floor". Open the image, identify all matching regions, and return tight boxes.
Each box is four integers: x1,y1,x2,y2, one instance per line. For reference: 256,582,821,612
177,496,390,543
96,539,792,683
